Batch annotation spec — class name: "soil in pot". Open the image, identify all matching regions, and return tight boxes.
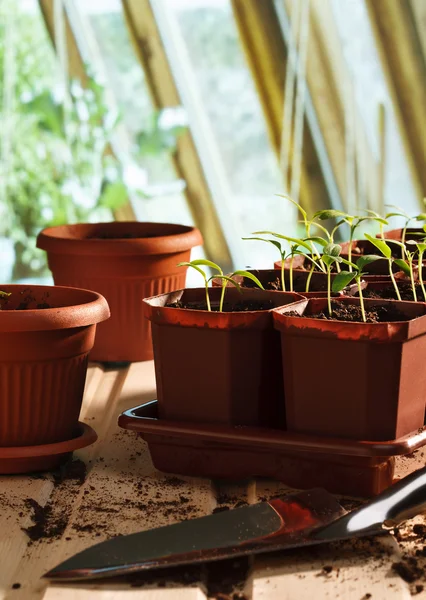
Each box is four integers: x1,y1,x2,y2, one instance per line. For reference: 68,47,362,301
144,286,304,430
37,222,203,362
289,299,410,323
166,298,274,311
355,282,426,302
0,284,109,448
273,297,426,441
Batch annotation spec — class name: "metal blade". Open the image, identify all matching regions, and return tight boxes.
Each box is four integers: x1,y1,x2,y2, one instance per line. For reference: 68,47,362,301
44,489,344,581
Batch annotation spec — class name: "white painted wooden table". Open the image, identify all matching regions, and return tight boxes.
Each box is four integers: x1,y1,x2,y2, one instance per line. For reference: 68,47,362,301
1,362,425,600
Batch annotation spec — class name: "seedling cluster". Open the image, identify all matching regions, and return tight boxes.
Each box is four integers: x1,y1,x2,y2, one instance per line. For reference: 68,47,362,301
178,197,426,322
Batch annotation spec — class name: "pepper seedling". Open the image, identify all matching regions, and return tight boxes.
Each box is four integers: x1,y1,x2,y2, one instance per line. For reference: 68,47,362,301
177,259,264,312
385,205,426,245
364,234,402,300
321,243,343,317
332,255,382,323
313,210,388,272
247,232,318,292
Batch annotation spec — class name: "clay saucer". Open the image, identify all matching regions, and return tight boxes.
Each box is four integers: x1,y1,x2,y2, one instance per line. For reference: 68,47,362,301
0,422,97,475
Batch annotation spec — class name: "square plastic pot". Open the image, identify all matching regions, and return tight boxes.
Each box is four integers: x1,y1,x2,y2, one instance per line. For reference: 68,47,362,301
273,297,426,441
143,287,304,429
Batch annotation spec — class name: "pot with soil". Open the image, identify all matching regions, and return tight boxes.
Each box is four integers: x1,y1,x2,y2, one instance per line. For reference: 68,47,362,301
212,269,360,298
378,228,426,243
273,297,426,441
273,256,392,283
37,222,203,363
0,284,109,473
143,286,304,429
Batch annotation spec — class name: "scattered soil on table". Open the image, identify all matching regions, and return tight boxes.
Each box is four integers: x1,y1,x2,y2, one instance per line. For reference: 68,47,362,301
21,458,87,544
358,282,426,302
166,300,274,312
389,517,426,594
286,301,410,323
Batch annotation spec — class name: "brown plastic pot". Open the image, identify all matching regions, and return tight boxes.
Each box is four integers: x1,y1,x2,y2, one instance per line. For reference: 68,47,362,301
378,228,425,242
37,222,203,362
273,297,426,441
212,269,358,298
273,257,392,283
0,284,109,448
119,401,426,497
143,287,304,429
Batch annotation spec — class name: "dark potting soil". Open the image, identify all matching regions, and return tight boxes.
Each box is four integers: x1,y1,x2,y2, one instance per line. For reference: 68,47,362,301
358,282,426,302
288,300,410,323
166,300,275,312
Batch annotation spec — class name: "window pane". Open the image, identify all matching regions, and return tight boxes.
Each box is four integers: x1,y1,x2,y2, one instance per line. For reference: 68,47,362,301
158,0,297,268
71,0,195,227
331,0,419,218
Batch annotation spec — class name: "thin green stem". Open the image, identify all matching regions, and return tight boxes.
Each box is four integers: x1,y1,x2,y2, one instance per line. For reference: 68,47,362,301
280,256,286,291
419,251,426,302
402,222,408,246
357,277,366,323
289,255,294,292
305,263,314,293
408,257,417,301
219,280,226,312
389,259,402,301
327,268,332,317
348,229,353,272
205,281,212,311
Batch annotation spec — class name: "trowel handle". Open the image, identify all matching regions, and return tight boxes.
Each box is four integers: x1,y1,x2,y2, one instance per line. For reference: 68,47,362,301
380,466,426,527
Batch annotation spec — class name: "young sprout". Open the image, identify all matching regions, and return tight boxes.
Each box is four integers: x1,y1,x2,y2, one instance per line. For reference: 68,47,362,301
407,239,426,302
177,259,264,312
0,291,11,309
332,255,382,323
250,232,316,292
242,236,289,291
391,239,418,301
321,243,343,317
276,194,322,262
385,205,426,245
364,234,402,300
314,210,387,272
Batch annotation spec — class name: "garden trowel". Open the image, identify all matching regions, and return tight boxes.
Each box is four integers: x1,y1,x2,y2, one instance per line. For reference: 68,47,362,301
44,466,426,582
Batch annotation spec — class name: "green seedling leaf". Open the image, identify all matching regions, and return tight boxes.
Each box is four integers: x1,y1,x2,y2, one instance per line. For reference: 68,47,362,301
275,194,307,222
415,214,426,221
332,271,356,293
322,254,342,268
242,237,284,254
393,259,411,276
177,262,208,280
252,231,312,252
233,271,265,290
364,233,392,259
356,254,382,271
0,291,11,298
340,258,358,270
304,236,328,247
212,275,242,290
185,259,223,274
416,243,426,253
313,209,348,221
323,243,341,258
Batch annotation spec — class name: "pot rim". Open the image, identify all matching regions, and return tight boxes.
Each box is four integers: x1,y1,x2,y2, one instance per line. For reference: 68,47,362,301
0,284,110,332
273,296,426,342
37,221,203,257
144,287,305,330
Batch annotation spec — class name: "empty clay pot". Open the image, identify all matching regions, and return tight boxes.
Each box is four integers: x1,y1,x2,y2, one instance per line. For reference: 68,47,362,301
273,297,426,441
37,222,203,362
143,287,304,429
0,284,109,447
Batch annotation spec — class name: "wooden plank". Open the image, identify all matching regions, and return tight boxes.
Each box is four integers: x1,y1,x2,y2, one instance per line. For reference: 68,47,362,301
366,0,426,200
122,0,233,271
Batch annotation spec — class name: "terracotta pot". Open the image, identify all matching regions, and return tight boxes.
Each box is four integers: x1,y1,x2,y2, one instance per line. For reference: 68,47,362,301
0,284,109,447
273,257,392,282
212,269,359,298
143,287,304,429
37,222,203,362
378,228,425,242
273,297,426,441
119,401,426,497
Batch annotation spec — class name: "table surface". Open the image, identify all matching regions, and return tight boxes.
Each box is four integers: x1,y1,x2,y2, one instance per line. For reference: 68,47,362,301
1,361,425,600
